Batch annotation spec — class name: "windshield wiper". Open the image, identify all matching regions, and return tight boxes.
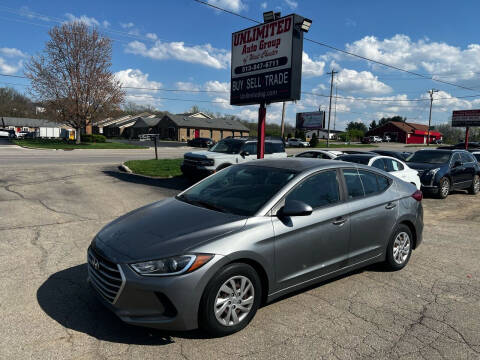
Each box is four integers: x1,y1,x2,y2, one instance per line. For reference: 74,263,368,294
177,195,227,213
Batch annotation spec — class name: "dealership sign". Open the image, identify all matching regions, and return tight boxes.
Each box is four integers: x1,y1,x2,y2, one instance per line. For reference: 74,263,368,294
296,111,326,129
452,109,480,127
230,14,305,106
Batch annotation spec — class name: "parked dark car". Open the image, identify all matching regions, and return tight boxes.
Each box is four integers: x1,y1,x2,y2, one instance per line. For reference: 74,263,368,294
371,150,412,161
438,142,480,151
342,150,376,155
88,159,423,336
187,137,215,148
406,149,480,198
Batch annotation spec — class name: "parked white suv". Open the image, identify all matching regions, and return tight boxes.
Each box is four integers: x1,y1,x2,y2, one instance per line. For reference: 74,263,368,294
287,138,310,147
181,137,287,178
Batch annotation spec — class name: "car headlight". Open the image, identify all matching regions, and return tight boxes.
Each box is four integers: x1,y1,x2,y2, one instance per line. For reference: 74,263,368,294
130,254,213,276
427,168,440,177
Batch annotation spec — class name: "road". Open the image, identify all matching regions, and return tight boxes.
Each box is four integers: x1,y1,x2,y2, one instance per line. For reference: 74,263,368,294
0,139,416,167
1,143,479,359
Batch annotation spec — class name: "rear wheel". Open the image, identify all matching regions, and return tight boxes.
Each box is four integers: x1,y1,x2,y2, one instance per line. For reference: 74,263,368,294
469,175,480,195
437,177,450,199
385,224,413,270
199,263,261,337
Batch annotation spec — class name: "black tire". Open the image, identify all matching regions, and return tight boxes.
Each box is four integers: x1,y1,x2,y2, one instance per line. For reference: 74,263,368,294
199,263,262,337
469,175,480,195
437,177,450,199
385,224,413,271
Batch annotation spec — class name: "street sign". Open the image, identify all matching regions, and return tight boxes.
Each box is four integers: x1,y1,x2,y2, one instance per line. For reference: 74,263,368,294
230,14,305,106
452,109,480,127
296,111,326,129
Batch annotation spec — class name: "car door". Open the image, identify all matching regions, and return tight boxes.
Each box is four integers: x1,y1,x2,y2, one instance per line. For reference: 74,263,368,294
342,168,398,264
272,169,350,290
384,157,410,182
238,142,257,163
459,152,476,187
450,153,465,187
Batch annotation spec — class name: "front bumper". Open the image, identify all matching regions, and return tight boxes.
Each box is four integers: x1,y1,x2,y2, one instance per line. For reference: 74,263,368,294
87,250,226,331
181,163,215,178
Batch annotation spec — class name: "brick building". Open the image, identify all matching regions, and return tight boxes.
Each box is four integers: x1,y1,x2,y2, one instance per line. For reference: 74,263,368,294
366,121,442,144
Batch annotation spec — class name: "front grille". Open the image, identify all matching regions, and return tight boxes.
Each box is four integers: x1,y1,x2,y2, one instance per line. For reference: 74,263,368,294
87,246,124,304
183,157,201,166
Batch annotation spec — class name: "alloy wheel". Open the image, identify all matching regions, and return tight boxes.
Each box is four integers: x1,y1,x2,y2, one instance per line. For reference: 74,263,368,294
393,232,411,265
214,276,254,326
441,179,450,198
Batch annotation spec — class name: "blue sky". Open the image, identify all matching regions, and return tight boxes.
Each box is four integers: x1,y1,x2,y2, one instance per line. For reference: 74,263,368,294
1,0,480,130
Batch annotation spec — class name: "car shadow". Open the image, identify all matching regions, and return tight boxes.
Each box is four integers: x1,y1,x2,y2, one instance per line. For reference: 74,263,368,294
102,170,191,191
36,264,209,345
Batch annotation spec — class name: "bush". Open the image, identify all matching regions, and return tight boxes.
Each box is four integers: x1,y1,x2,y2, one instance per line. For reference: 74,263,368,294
309,133,319,147
81,134,106,143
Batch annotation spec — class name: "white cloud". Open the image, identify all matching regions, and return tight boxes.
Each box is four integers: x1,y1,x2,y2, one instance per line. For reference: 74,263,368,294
19,6,50,22
64,13,110,28
175,81,200,91
115,69,163,106
125,40,230,69
121,22,135,29
261,2,268,9
146,33,158,41
0,58,23,75
284,0,298,9
207,0,246,12
302,52,325,77
336,68,392,95
205,80,230,93
0,48,27,58
345,34,480,84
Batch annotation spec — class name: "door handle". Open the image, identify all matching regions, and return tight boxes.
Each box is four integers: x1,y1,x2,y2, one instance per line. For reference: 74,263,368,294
385,202,397,210
332,216,347,226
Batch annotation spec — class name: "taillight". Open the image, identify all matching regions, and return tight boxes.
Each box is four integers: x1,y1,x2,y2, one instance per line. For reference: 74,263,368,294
412,190,423,201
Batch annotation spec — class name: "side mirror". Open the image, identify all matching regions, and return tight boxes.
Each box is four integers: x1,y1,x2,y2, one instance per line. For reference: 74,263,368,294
240,151,250,157
280,200,313,217
453,160,462,168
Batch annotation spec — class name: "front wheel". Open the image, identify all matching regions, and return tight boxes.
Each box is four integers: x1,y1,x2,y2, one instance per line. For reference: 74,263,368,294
385,224,413,270
469,175,480,195
199,263,261,337
437,177,450,199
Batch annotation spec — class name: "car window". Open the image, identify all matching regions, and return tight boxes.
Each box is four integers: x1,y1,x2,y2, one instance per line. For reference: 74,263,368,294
265,142,284,154
451,153,461,166
242,142,257,154
460,152,473,163
474,154,480,162
358,170,382,195
286,170,340,209
371,158,386,171
384,158,404,172
377,175,391,191
343,169,365,199
297,152,315,158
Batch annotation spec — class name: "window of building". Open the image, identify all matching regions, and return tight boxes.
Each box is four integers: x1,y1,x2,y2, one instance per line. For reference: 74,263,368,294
187,128,190,137
210,129,213,138
220,130,223,139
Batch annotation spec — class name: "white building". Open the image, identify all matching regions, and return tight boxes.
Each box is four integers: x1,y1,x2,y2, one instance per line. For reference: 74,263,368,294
305,129,343,140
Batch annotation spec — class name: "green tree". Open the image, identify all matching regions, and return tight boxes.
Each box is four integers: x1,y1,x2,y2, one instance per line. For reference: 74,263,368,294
369,120,377,131
309,133,318,147
346,121,368,133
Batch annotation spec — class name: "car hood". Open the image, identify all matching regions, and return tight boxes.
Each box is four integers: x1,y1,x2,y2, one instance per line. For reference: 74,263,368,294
406,162,445,171
93,198,247,263
185,150,235,159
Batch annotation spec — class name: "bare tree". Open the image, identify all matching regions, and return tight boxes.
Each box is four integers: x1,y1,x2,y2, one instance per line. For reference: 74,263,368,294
25,21,124,143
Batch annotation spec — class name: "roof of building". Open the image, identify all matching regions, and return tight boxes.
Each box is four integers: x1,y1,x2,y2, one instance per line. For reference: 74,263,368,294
0,116,60,128
132,117,162,128
368,121,442,136
165,114,250,131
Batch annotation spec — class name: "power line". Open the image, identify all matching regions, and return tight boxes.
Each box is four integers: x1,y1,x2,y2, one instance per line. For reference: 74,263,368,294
192,0,478,92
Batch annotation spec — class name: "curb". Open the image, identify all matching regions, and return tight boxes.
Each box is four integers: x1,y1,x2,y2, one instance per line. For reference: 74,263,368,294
118,162,133,173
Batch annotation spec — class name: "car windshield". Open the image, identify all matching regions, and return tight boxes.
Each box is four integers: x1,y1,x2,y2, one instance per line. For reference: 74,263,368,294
177,165,298,216
208,139,244,154
407,151,451,164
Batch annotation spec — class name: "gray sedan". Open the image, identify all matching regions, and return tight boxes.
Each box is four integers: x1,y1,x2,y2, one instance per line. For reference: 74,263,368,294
87,159,423,336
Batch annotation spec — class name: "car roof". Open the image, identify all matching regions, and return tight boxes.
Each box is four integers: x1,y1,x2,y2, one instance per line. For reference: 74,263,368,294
337,153,377,161
242,158,348,172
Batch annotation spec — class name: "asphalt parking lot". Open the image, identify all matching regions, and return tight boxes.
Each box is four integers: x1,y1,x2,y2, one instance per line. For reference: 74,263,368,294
1,146,480,359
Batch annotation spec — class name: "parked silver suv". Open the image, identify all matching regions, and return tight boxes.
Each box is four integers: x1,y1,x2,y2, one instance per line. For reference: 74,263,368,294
181,137,287,178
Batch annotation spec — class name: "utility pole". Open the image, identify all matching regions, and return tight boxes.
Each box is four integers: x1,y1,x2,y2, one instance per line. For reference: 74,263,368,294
427,89,439,146
326,70,337,148
333,83,338,131
280,101,286,140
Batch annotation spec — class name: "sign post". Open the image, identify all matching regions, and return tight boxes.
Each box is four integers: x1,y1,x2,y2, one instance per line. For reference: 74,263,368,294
451,110,480,150
230,13,311,158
